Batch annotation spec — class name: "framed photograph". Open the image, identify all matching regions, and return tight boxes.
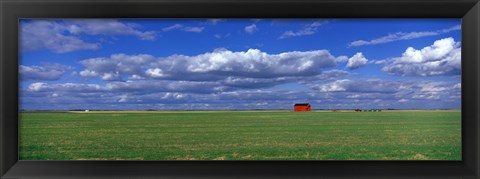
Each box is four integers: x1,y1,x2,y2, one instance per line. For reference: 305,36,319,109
1,0,479,178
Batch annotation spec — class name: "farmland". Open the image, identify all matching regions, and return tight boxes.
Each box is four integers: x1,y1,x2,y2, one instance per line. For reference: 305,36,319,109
19,110,461,160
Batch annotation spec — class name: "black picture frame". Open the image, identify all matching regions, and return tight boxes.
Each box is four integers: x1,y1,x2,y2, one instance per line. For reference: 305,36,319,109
1,0,479,178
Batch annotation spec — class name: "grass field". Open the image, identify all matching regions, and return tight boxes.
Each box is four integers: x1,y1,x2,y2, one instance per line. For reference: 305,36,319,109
19,110,461,160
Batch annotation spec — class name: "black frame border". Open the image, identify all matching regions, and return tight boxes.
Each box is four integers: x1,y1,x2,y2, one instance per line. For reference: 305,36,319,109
1,0,479,178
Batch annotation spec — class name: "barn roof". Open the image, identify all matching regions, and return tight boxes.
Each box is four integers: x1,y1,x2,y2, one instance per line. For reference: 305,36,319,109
294,103,310,106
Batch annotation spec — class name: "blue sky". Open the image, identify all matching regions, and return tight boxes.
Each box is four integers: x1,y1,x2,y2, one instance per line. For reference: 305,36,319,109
19,19,461,110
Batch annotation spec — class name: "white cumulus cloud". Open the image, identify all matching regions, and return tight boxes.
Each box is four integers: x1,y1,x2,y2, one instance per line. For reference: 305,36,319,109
146,48,337,80
382,37,461,76
78,49,338,82
79,70,98,77
79,53,155,81
346,52,369,69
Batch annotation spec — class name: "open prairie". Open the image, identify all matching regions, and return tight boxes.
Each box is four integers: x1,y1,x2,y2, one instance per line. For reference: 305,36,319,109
19,110,461,160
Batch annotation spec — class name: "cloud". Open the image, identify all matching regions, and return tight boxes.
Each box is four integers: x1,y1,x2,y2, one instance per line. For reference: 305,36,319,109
372,60,388,65
27,82,102,92
23,78,460,110
398,99,409,103
211,70,347,90
298,70,349,87
79,70,98,77
22,47,355,110
148,49,337,81
419,82,448,92
314,79,460,101
279,28,316,39
79,49,338,82
20,19,155,53
221,76,290,89
183,27,205,33
305,78,461,109
20,64,72,81
162,24,205,33
453,83,461,90
79,53,155,81
346,52,369,69
382,37,461,76
161,24,183,32
26,80,231,95
279,20,328,39
348,25,460,47
65,19,156,40
213,33,231,39
244,24,258,33
21,21,100,53
22,87,280,110
316,79,402,93
101,72,121,81
20,20,156,53
206,19,226,25
309,70,349,80
335,56,349,63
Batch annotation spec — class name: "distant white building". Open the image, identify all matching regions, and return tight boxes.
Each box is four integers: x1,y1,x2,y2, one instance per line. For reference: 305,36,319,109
85,110,89,112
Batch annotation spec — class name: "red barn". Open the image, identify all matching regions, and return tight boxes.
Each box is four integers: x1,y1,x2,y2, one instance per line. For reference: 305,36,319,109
293,103,311,112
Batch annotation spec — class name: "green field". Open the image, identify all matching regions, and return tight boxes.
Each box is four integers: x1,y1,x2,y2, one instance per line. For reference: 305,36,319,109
19,110,461,160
